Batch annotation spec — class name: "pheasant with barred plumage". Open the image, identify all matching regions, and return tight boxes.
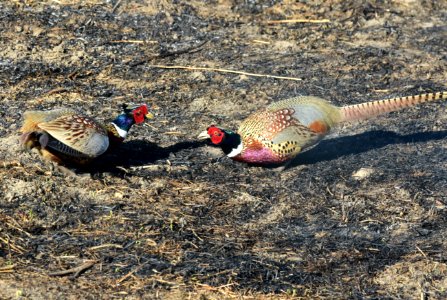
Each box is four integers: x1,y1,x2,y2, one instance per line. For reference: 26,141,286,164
198,92,446,165
20,104,153,164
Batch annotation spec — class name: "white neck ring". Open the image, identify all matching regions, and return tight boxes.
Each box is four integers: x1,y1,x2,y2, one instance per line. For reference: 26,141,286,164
112,123,128,138
227,142,244,158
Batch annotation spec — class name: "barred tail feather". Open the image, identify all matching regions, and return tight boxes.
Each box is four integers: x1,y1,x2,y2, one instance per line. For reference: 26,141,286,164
340,92,447,122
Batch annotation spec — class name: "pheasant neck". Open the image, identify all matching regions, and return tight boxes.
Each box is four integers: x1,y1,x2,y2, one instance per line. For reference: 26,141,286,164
220,132,243,157
110,114,135,138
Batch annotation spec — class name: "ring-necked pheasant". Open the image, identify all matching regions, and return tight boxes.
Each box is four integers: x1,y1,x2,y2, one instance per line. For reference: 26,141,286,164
20,104,154,164
198,92,446,166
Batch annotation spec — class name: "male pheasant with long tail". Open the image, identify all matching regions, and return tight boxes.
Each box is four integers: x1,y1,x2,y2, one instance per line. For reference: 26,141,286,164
20,104,154,165
198,92,446,166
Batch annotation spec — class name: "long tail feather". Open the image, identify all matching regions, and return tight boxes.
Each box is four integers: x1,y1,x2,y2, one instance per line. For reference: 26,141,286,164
340,92,447,122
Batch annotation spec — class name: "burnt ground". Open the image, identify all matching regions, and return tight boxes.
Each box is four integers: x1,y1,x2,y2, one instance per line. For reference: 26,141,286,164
0,0,446,299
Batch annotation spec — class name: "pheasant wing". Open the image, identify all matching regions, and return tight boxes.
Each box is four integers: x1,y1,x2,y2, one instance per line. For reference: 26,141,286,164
267,109,322,155
265,96,343,150
238,107,323,159
37,114,109,157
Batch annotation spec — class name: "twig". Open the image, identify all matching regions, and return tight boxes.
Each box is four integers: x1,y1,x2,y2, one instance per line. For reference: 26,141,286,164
415,245,428,258
196,282,237,289
194,282,238,295
264,19,330,24
144,123,158,130
67,70,94,80
252,39,270,44
46,87,68,96
116,264,144,284
0,264,15,273
88,244,123,251
130,40,208,67
130,165,163,171
5,217,34,238
160,40,209,58
191,229,203,242
48,260,97,278
112,0,122,13
115,166,129,173
360,218,383,224
0,160,21,168
111,40,157,44
0,237,26,254
153,277,182,286
148,65,303,81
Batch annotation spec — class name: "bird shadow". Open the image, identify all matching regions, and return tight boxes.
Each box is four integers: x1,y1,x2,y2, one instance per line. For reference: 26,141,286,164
67,130,446,175
75,139,206,174
289,129,447,168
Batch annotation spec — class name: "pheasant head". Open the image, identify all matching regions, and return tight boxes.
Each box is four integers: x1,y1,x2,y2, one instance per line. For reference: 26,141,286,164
108,104,154,141
198,125,243,158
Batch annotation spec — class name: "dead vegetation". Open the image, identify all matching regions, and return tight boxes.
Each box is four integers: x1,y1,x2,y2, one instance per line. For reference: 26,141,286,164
0,0,446,298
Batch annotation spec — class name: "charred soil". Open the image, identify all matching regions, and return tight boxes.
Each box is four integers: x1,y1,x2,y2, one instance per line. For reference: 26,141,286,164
0,1,446,299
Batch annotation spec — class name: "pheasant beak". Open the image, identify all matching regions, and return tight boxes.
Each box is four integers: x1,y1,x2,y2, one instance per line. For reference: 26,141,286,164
197,130,210,140
145,111,154,120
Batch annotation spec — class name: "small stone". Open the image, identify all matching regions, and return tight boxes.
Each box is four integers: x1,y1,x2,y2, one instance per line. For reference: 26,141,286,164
435,200,445,210
31,26,44,37
189,71,206,81
238,74,249,81
352,167,375,180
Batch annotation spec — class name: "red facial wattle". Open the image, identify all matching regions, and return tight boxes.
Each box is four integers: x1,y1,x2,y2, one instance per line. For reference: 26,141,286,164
207,126,224,144
133,105,148,124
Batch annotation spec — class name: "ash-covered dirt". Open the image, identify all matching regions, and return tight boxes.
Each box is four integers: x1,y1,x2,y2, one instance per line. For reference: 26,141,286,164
0,0,446,299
